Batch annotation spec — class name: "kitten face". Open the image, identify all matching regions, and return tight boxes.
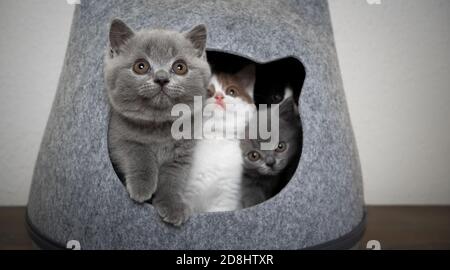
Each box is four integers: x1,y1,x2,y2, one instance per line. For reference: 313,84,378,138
203,65,256,135
241,97,301,176
254,83,293,106
104,20,211,123
255,84,286,105
253,57,304,107
205,65,255,114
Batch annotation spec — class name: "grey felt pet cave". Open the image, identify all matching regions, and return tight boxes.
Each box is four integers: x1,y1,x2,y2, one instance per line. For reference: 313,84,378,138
26,0,365,249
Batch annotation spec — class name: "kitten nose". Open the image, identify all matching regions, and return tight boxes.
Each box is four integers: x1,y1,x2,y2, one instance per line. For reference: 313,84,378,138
154,70,170,86
215,93,224,100
265,156,276,167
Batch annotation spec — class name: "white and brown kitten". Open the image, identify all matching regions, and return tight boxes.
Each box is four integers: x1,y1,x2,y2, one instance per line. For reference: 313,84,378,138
184,65,256,213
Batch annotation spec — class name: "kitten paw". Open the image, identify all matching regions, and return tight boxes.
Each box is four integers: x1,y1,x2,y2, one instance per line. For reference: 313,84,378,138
153,200,191,226
126,178,157,203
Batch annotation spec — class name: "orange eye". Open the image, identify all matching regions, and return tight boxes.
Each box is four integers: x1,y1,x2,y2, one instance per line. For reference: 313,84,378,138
226,87,237,97
133,59,150,75
247,151,261,162
275,142,287,152
172,60,188,75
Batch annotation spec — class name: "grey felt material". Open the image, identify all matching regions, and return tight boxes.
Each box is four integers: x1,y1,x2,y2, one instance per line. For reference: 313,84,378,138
27,0,365,249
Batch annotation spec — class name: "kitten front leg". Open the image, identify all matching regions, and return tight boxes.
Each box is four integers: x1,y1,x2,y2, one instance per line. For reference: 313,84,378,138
241,188,266,208
152,155,192,226
123,146,159,203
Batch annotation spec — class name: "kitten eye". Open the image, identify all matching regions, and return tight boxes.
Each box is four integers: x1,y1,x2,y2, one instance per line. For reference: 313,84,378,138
247,151,261,162
133,59,150,75
275,142,287,152
226,87,238,97
172,60,188,75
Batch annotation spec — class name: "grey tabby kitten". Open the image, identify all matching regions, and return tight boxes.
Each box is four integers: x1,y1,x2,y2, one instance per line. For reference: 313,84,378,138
240,97,301,208
105,19,211,225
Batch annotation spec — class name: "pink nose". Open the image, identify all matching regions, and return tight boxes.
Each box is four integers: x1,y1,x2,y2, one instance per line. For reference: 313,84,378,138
215,94,224,100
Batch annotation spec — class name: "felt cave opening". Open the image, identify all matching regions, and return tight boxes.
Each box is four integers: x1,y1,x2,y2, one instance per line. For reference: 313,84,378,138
110,50,306,210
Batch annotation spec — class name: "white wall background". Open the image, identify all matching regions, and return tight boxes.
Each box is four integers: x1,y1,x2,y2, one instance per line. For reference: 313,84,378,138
0,0,74,206
329,0,450,204
0,0,449,205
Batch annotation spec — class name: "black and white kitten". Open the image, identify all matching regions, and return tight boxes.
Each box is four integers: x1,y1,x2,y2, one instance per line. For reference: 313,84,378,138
240,97,302,208
253,58,304,106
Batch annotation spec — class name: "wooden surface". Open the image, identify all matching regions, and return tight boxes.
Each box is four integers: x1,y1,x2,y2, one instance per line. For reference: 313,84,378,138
0,207,32,250
0,206,449,250
361,206,450,250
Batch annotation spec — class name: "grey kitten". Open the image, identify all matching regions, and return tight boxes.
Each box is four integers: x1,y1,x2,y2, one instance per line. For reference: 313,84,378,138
240,97,302,208
105,19,211,225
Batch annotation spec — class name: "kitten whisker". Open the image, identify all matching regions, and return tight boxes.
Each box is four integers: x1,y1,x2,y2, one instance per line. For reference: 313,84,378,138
138,84,160,98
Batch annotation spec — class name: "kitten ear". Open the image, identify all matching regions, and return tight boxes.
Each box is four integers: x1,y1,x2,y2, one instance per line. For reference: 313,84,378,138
278,97,298,121
109,19,134,53
235,64,256,90
185,24,207,57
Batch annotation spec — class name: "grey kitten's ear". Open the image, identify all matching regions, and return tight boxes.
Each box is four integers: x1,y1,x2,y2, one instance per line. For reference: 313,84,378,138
279,97,298,121
235,64,256,89
185,24,207,57
109,19,134,52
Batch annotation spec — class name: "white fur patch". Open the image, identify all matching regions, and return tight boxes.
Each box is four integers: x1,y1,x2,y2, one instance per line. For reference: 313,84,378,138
185,139,244,212
284,86,293,99
184,75,256,213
